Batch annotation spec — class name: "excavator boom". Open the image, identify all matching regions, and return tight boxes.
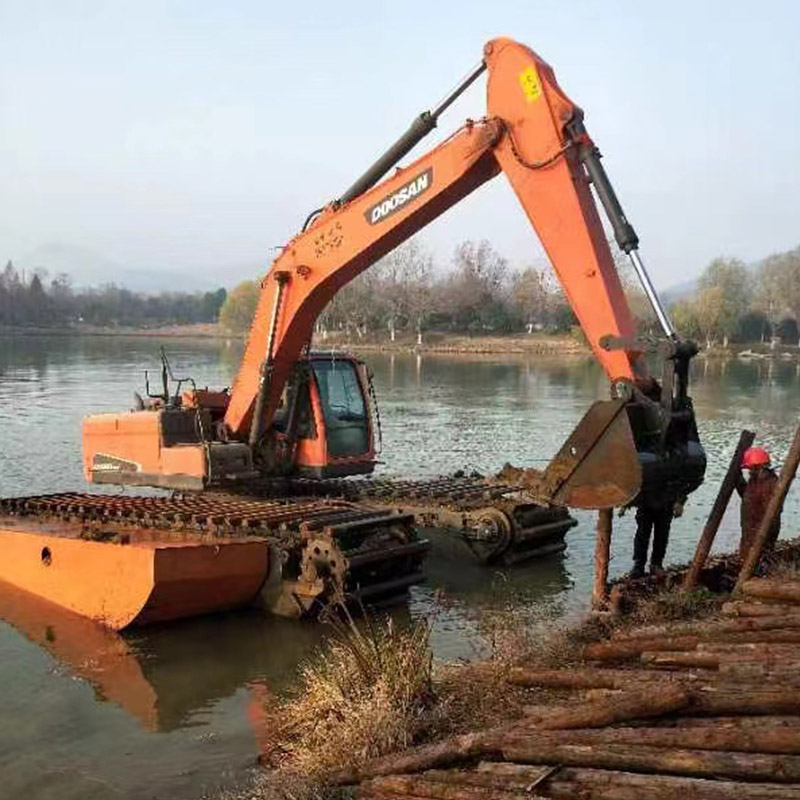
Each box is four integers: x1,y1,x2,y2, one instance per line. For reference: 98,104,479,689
83,37,706,511
224,38,644,443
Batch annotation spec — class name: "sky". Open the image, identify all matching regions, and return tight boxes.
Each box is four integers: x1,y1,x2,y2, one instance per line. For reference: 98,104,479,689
1,0,799,291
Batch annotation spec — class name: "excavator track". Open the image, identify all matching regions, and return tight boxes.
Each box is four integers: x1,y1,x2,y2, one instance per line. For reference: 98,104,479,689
0,493,429,622
234,474,577,565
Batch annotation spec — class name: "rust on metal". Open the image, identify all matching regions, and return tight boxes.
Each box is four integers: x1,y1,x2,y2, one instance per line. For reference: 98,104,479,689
501,400,641,510
243,472,577,564
0,492,429,626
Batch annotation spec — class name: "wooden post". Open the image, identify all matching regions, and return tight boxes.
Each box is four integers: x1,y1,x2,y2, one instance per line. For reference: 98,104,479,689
682,430,755,592
735,419,800,590
592,508,613,610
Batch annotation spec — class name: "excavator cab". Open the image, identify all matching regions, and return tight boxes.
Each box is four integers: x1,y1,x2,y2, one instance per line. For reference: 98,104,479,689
83,37,708,512
82,351,377,489
274,352,377,478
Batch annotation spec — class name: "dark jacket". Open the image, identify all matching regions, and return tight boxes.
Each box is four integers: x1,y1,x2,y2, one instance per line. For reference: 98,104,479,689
736,467,781,558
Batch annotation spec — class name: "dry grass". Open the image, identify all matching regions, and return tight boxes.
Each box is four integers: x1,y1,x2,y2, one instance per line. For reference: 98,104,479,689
625,586,724,627
427,603,613,736
245,585,730,796
263,608,434,781
767,555,800,581
210,770,327,800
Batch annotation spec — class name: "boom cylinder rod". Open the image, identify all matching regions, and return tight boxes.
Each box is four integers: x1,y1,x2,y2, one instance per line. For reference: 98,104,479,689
337,61,486,205
568,117,676,340
628,250,676,339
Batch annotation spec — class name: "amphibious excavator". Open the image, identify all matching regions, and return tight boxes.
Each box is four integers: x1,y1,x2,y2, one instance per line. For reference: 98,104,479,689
0,37,706,628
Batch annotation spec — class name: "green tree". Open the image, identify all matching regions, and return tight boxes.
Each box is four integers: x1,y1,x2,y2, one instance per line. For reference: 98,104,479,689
670,299,701,340
512,267,546,332
695,257,750,346
218,280,260,333
756,247,800,343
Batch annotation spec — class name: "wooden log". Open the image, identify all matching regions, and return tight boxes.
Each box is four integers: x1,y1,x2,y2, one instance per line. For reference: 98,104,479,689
645,648,800,671
364,764,800,800
640,651,720,669
524,688,800,717
653,715,800,729
697,642,800,656
683,429,755,592
419,766,550,790
509,666,616,689
498,725,800,754
602,629,800,660
508,667,709,690
357,789,456,800
593,509,613,610
476,761,552,779
581,688,625,702
689,688,800,716
501,741,800,783
706,629,800,645
358,773,544,800
736,421,800,589
532,685,689,730
330,731,498,786
584,635,701,661
546,767,800,800
741,579,800,605
718,661,800,681
612,615,800,642
722,601,800,618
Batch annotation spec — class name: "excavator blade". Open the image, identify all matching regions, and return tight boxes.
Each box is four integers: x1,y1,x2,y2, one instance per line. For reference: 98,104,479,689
501,400,641,510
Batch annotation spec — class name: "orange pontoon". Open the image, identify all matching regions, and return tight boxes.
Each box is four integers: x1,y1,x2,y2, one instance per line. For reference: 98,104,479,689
0,493,426,628
0,517,269,629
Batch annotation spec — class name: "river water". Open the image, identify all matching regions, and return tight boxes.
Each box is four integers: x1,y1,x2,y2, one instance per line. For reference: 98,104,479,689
0,335,798,799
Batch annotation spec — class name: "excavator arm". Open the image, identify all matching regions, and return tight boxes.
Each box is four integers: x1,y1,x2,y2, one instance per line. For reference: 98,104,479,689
226,38,645,442
83,37,706,509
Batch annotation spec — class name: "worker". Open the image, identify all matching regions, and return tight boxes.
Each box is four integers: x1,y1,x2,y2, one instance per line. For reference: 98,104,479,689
628,375,676,578
631,493,678,578
736,446,781,562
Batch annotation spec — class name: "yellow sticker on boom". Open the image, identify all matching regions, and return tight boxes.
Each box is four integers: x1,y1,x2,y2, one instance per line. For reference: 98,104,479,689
519,65,543,103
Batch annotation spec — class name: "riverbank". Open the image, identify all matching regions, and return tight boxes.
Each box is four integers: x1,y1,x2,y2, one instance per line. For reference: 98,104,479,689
234,542,800,799
0,324,589,354
3,325,800,362
0,322,224,338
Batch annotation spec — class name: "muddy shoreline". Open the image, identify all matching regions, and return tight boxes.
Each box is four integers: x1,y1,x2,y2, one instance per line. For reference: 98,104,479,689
2,326,798,361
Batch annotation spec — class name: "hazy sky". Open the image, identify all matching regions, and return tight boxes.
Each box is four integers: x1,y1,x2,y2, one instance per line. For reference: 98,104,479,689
2,0,799,289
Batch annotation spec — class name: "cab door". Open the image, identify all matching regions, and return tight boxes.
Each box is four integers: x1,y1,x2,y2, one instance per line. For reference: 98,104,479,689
312,357,372,458
291,355,376,477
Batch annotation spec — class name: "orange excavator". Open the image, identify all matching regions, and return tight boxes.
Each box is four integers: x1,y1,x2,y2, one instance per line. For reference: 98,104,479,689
82,36,704,510
0,37,706,629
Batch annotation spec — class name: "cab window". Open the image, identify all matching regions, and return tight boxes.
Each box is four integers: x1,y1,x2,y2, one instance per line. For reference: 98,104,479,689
312,359,369,457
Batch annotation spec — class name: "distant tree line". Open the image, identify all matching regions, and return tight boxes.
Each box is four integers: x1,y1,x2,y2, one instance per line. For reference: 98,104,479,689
220,240,592,339
11,238,799,349
671,245,800,348
0,261,227,327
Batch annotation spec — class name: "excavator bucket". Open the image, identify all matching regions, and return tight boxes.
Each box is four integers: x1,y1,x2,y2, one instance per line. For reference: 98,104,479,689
502,400,641,510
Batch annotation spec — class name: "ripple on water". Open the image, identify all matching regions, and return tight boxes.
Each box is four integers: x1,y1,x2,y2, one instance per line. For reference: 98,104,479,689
0,340,798,798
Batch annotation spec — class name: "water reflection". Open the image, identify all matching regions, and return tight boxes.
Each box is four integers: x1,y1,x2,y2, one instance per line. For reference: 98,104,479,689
2,336,800,799
0,580,326,733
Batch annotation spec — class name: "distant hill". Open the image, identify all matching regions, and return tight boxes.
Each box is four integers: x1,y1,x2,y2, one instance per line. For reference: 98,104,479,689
12,242,239,293
662,277,698,306
661,259,762,307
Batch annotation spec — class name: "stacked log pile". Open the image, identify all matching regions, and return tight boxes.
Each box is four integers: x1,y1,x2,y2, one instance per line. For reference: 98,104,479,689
349,576,800,799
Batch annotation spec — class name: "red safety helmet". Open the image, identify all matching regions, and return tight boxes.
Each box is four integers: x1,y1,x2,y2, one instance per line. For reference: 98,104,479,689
742,446,771,469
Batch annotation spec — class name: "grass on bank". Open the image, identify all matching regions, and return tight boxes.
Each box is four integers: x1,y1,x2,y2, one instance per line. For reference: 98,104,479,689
263,608,435,780
242,585,727,799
